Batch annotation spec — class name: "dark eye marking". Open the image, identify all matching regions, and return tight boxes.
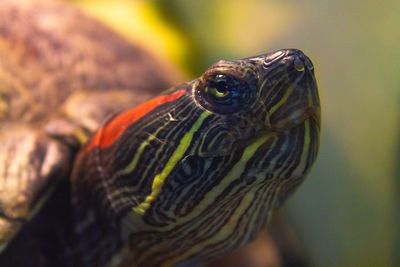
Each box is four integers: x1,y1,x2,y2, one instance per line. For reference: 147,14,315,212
195,73,256,114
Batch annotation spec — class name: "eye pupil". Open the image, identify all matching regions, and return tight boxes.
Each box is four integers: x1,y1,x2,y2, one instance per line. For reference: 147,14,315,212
206,74,239,107
210,86,229,98
209,80,230,98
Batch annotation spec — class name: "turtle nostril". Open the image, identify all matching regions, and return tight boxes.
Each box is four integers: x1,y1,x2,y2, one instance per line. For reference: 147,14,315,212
294,57,305,72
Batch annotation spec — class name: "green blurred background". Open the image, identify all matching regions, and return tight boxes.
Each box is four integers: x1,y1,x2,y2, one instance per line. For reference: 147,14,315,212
71,1,399,266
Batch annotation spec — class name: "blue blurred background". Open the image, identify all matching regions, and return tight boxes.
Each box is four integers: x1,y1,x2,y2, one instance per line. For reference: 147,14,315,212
71,1,399,266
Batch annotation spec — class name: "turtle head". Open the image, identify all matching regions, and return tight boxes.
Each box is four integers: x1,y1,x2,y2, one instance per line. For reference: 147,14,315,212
74,49,320,266
193,48,320,134
192,49,320,150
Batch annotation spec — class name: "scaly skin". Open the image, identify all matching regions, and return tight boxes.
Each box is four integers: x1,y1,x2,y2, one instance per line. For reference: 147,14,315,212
70,49,320,267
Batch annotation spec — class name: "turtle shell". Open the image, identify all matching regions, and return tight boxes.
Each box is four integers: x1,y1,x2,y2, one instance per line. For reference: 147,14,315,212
0,0,176,263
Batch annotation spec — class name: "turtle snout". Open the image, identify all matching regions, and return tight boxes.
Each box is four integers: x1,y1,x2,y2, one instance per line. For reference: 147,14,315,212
261,49,314,73
282,49,314,73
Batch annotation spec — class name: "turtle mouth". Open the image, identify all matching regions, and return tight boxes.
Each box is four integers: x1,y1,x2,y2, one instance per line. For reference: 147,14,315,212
258,50,320,132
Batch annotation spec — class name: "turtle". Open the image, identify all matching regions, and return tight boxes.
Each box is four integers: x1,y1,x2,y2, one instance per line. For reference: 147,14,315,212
0,1,321,267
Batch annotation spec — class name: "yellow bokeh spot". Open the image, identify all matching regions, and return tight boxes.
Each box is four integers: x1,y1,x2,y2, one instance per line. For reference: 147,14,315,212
73,0,189,71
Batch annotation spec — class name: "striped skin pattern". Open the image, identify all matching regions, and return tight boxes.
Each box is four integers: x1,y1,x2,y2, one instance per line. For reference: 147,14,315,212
71,49,320,267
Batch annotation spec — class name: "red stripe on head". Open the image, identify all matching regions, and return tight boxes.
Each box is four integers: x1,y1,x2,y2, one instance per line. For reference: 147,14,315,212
84,89,186,152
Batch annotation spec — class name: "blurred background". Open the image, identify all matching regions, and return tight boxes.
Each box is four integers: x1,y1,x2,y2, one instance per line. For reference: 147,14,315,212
70,1,399,266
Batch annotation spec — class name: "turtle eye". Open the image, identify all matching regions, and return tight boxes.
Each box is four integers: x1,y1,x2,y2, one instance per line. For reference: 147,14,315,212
196,74,255,114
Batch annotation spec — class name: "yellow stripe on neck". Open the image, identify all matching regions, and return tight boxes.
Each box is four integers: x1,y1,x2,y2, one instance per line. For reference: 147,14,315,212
133,111,210,215
163,132,276,231
113,126,164,179
160,185,261,267
268,84,294,115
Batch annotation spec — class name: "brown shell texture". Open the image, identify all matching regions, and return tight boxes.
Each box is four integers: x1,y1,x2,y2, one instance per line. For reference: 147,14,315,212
0,0,177,260
0,0,175,125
